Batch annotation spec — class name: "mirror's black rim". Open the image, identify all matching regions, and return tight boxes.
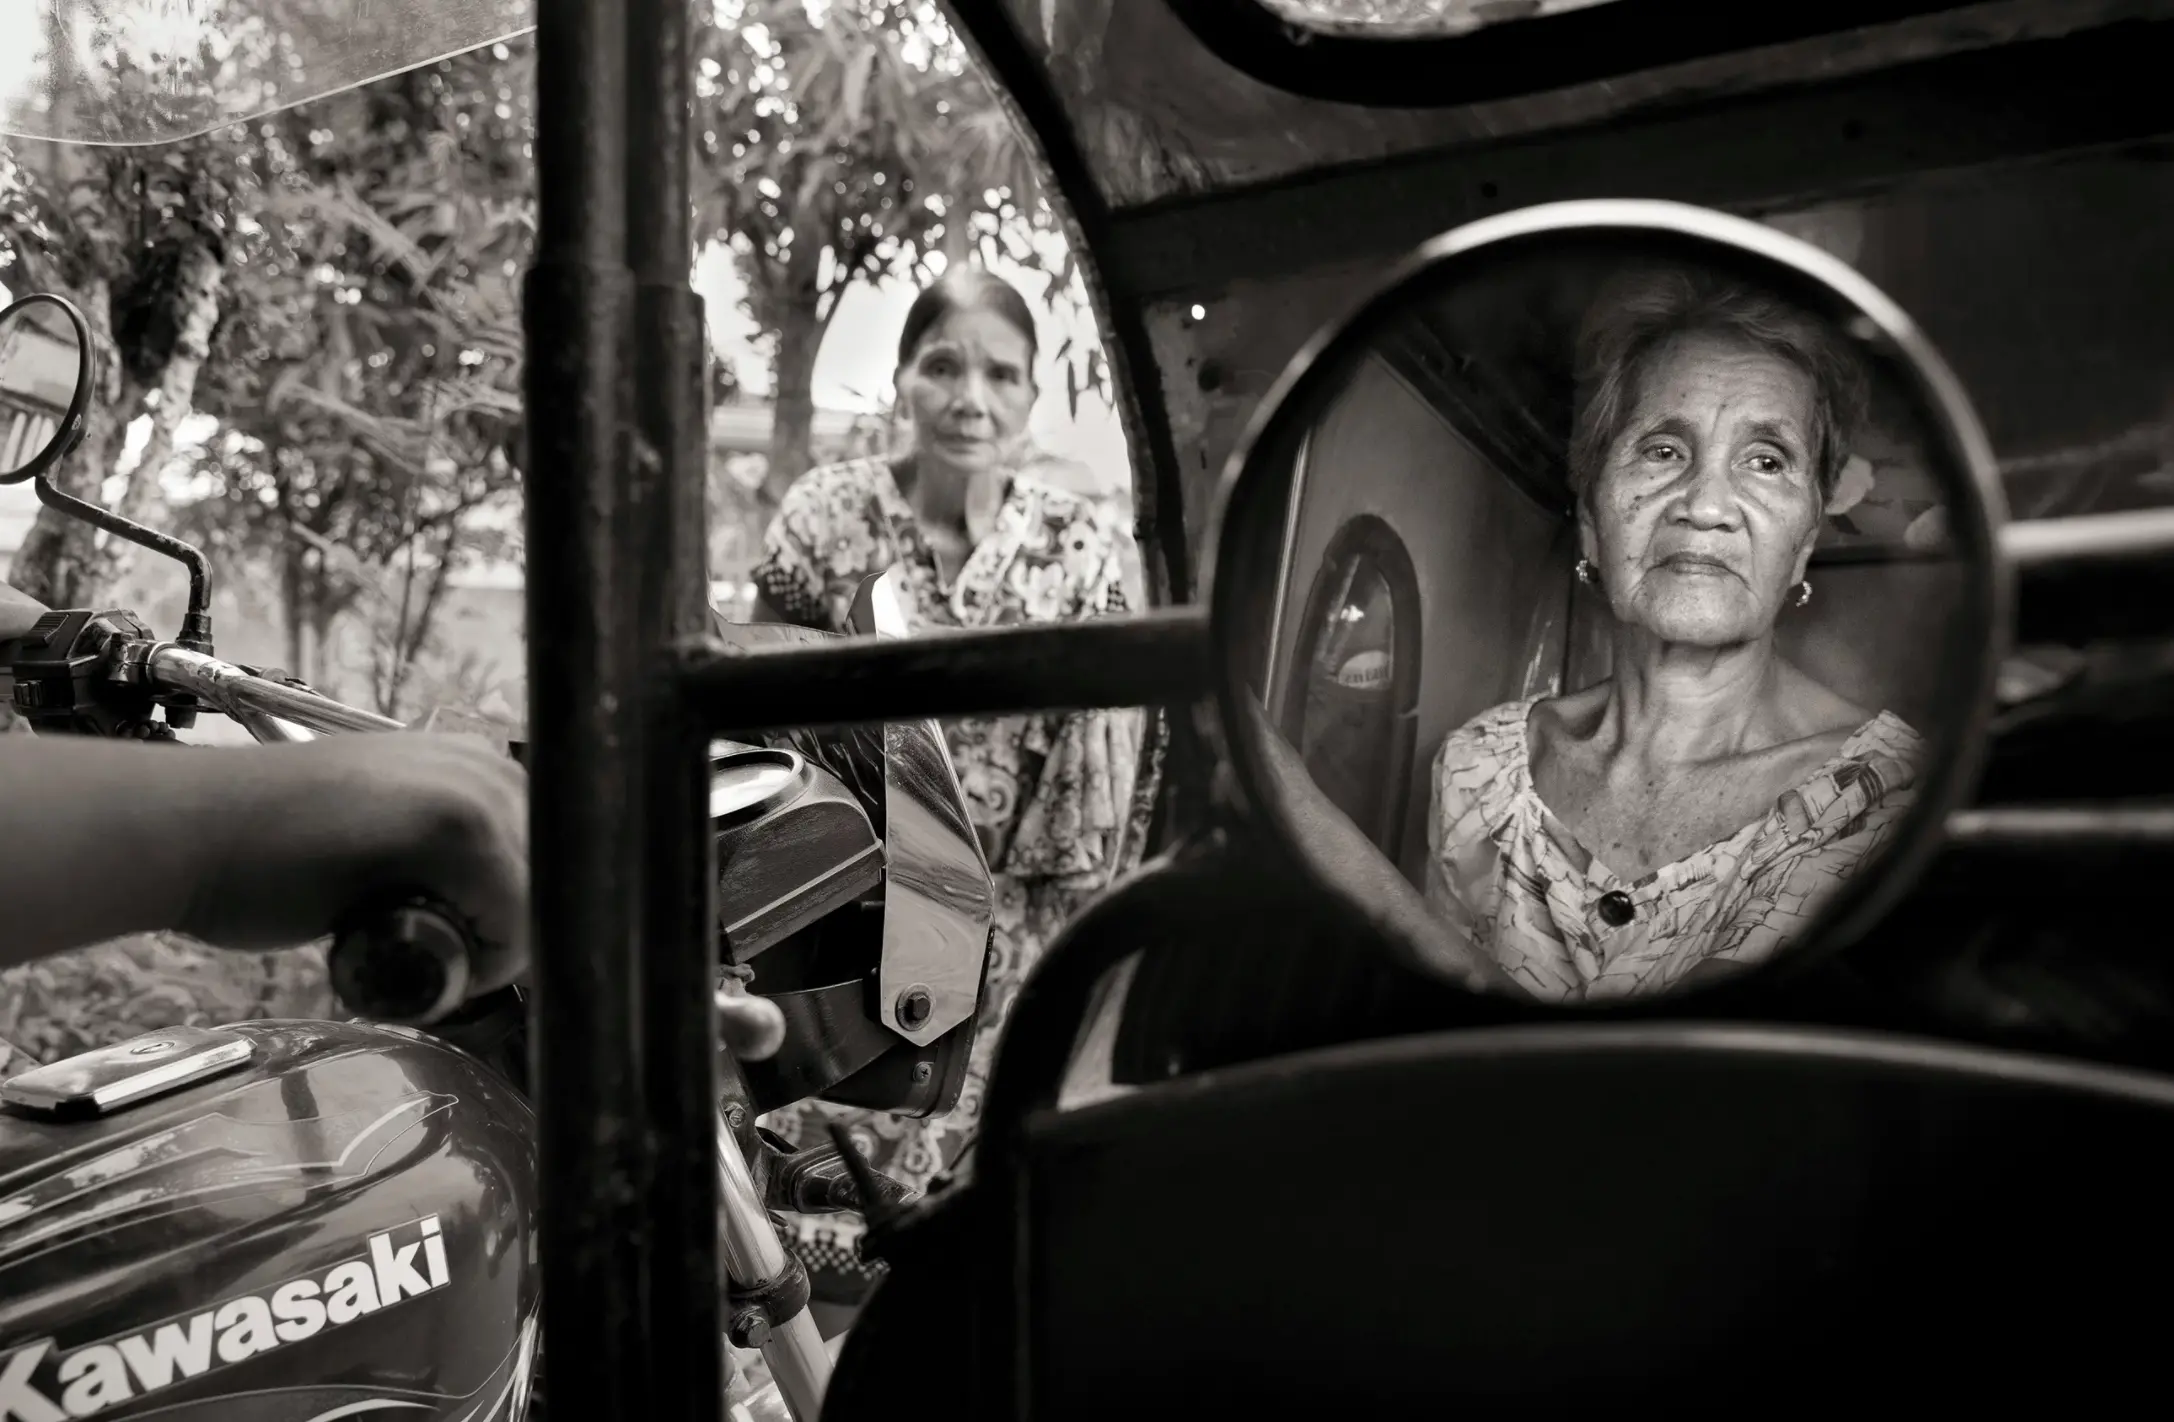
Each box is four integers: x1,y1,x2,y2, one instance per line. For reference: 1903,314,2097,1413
1204,197,2013,1014
0,293,95,488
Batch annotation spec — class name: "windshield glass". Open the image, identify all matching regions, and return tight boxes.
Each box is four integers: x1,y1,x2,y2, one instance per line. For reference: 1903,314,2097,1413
0,0,532,146
1255,0,1623,38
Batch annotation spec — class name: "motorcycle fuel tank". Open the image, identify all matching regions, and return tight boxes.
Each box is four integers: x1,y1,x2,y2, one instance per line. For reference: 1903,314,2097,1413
0,1020,540,1421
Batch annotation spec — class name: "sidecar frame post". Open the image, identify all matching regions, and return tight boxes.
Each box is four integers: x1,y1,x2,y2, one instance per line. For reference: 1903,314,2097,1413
524,0,656,1416
625,0,732,1412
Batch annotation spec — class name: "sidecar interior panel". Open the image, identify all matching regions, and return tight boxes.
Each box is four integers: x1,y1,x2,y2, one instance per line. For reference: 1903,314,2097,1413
1015,1025,2174,1412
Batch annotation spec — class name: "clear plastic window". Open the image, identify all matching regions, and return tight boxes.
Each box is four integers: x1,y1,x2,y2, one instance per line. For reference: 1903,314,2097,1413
1255,0,1625,40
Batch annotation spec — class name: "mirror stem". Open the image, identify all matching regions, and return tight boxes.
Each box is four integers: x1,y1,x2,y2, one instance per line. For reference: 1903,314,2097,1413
32,477,214,653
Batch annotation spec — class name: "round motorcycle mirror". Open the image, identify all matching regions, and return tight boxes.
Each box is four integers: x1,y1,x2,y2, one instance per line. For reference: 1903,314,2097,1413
1208,199,2011,1008
0,293,94,486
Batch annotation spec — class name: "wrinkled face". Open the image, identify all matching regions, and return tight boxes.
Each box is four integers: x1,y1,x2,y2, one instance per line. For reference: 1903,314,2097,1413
1581,330,1827,647
896,307,1037,476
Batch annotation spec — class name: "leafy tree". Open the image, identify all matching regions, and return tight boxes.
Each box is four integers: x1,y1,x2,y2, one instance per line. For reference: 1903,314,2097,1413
696,0,1108,504
0,65,248,606
174,42,532,703
0,34,535,1072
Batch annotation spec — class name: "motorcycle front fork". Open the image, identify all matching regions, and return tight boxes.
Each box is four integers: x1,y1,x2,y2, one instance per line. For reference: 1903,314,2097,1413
716,1101,833,1422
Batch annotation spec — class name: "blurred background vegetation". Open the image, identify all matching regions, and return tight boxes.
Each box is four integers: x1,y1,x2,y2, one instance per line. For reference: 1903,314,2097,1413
0,0,1110,1067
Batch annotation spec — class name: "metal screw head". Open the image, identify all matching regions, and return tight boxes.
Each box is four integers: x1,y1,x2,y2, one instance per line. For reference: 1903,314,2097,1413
911,1061,933,1084
728,1309,771,1349
895,985,933,1032
725,1104,747,1132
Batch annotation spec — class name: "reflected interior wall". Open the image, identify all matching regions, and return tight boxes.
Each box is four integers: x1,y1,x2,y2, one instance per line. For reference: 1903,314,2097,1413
1268,354,1565,880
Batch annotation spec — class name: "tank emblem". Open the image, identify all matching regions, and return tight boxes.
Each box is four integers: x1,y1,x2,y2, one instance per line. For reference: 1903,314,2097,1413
0,1215,450,1420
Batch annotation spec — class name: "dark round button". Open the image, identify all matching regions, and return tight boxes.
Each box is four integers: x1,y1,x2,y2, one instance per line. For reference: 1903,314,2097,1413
1595,890,1636,927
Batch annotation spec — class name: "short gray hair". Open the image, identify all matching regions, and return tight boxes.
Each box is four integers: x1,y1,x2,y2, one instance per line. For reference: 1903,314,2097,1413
1566,267,1868,507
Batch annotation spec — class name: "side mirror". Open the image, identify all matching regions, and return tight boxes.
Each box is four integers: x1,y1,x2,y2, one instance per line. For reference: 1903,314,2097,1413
0,293,94,485
1208,199,2009,1008
0,290,216,655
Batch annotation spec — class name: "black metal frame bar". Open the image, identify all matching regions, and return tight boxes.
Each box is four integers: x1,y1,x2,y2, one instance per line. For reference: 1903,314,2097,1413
2008,509,2174,643
522,0,638,1403
525,0,726,1413
678,610,1213,732
626,0,729,1407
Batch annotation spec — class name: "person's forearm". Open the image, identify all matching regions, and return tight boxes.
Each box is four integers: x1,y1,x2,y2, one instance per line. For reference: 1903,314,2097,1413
0,583,50,641
0,739,344,968
0,740,239,966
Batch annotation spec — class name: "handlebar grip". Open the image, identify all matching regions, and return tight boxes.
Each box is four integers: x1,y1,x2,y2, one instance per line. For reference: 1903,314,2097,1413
328,898,476,1026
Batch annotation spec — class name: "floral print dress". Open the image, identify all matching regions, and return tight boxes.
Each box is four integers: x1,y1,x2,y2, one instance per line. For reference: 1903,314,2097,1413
747,456,1155,1298
1426,697,1926,1003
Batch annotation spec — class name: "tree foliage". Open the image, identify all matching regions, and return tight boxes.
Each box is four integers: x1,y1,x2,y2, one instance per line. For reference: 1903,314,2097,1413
0,4,1102,1055
0,34,537,1062
176,41,532,705
0,107,256,604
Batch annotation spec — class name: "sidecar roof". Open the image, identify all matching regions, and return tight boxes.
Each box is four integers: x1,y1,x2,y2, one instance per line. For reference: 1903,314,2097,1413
1000,0,2167,211
991,0,2174,297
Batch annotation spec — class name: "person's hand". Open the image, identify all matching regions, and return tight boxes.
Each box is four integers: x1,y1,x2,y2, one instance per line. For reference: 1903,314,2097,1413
182,732,529,994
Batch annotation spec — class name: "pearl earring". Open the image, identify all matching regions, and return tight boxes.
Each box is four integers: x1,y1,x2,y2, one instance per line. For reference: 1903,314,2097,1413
1575,558,1597,586
1794,580,1813,607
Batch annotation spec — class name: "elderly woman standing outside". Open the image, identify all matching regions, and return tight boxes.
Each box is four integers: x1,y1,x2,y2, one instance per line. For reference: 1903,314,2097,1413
747,268,1151,1305
1427,269,1925,1003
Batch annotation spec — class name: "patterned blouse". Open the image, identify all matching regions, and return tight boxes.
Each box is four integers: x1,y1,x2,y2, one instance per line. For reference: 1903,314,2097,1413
746,456,1154,1298
1425,697,1925,1003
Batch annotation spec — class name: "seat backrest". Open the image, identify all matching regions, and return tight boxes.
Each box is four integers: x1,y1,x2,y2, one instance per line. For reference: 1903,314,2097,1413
1016,1025,2174,1415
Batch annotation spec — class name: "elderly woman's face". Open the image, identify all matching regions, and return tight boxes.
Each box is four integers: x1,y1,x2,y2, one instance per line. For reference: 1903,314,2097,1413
896,307,1037,476
1581,330,1826,647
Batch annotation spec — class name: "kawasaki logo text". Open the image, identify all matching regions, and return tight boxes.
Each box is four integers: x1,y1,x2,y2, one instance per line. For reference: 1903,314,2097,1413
0,1215,449,1420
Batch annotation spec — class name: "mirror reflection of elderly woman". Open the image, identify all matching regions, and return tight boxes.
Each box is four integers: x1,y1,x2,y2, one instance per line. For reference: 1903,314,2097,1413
1427,272,1926,1002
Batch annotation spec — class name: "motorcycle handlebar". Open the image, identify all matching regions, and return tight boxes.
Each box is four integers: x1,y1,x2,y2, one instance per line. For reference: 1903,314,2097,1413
137,643,795,1047
144,644,405,735
142,646,485,1025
